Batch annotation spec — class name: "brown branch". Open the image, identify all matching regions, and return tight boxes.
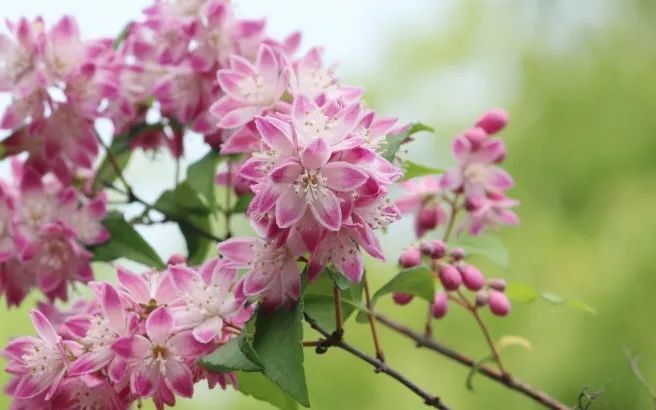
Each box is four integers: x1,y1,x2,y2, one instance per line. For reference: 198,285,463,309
303,313,451,410
333,286,344,338
374,312,569,410
363,276,385,362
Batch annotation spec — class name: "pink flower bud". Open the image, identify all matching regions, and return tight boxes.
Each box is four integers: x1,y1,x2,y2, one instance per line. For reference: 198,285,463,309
493,144,507,164
476,108,509,135
392,292,414,306
463,127,488,148
420,241,435,256
475,290,489,307
438,264,462,291
399,247,422,268
431,292,449,319
465,195,485,212
167,254,186,265
427,239,447,259
450,248,465,261
488,278,507,291
416,206,441,235
458,264,485,291
488,290,511,316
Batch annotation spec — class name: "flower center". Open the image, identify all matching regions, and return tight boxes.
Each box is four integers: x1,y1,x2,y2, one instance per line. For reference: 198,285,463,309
237,75,269,105
151,344,169,360
83,316,117,350
22,341,64,377
293,169,327,202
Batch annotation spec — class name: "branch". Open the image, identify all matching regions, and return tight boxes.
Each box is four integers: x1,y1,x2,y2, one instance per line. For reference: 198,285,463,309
374,312,570,410
303,313,451,410
625,349,656,408
104,182,225,243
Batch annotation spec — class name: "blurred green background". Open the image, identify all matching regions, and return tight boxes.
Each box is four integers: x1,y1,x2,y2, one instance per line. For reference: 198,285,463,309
2,0,656,409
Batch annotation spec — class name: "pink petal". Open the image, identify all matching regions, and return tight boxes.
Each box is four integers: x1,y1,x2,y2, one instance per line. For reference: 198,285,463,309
256,44,279,86
117,266,149,304
164,360,194,398
133,362,158,397
102,284,124,331
338,252,364,283
170,330,213,355
68,351,110,376
248,183,280,216
395,193,423,213
275,188,308,228
108,358,127,383
254,116,293,154
322,161,368,191
217,237,257,265
216,70,246,100
309,189,342,231
270,161,302,183
112,335,150,359
217,105,260,129
146,307,173,344
30,310,59,345
168,264,197,293
300,137,330,169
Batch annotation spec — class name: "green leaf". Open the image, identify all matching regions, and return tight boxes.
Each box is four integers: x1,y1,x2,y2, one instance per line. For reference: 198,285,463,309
187,150,221,207
237,372,298,410
357,267,435,323
505,282,596,315
232,194,253,213
154,189,215,265
90,211,165,268
466,355,495,391
199,338,262,373
251,301,309,407
382,122,434,162
449,233,509,268
567,299,598,315
303,272,364,330
402,160,444,180
505,282,539,304
541,292,565,305
173,182,211,214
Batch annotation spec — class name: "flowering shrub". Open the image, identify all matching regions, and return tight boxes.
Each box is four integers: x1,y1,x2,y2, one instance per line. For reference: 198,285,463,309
0,2,589,410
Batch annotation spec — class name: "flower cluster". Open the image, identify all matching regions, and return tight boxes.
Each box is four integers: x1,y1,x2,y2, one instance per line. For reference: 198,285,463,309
397,109,518,237
0,161,107,306
394,240,511,318
3,259,252,409
205,17,403,310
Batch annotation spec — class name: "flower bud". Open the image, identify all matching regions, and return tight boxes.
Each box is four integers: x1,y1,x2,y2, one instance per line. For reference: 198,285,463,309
428,239,447,259
431,292,449,319
475,290,489,307
488,278,507,291
392,292,414,306
476,108,509,135
399,247,422,268
438,264,462,291
493,144,507,164
167,254,186,265
488,290,511,316
450,248,465,261
463,127,488,148
458,264,485,291
420,241,435,256
464,195,485,212
416,206,441,236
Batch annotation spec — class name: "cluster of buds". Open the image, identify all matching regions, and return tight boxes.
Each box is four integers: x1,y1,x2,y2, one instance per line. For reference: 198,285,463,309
0,161,107,306
393,231,511,318
396,109,518,237
3,258,252,409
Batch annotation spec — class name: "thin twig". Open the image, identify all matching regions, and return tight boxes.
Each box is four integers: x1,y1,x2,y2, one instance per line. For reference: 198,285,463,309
93,131,133,198
372,312,569,410
363,276,385,362
625,349,656,408
303,313,451,410
104,182,225,243
457,290,507,375
333,286,344,338
225,158,233,239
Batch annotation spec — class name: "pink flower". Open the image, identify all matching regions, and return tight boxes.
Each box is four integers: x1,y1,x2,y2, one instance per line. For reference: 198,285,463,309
218,237,302,310
116,266,180,314
289,47,363,101
168,259,252,343
465,193,519,235
112,307,207,400
4,310,76,400
211,44,288,129
67,284,135,382
396,176,447,237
